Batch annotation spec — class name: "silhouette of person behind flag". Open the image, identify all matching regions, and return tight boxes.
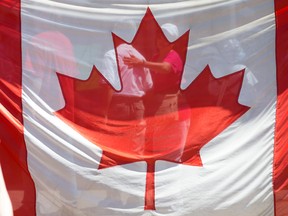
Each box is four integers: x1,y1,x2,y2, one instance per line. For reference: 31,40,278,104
103,20,153,154
124,23,190,161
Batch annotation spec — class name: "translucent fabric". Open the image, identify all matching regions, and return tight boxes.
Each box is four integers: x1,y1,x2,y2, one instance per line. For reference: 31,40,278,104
1,0,288,216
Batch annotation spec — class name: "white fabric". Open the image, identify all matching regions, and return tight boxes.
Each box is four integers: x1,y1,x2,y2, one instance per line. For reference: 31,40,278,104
0,165,13,216
161,23,179,42
21,0,276,215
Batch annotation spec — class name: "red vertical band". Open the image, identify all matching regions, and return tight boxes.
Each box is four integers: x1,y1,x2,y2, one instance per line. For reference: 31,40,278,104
144,161,156,210
273,1,288,216
0,0,36,215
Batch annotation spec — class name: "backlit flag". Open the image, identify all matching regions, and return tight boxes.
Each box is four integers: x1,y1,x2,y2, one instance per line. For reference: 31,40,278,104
0,0,288,215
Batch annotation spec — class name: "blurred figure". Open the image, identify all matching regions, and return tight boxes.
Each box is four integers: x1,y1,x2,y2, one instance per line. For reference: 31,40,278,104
217,38,258,105
124,23,190,161
23,31,78,112
105,43,152,121
103,19,153,154
220,38,246,64
23,29,80,214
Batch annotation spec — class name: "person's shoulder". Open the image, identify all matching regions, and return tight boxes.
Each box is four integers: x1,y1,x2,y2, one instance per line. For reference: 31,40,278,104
104,49,116,58
116,44,133,56
168,50,180,58
129,45,145,59
165,50,181,62
111,44,145,59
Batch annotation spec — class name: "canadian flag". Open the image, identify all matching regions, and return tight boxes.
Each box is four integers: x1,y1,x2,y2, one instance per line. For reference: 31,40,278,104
0,0,288,216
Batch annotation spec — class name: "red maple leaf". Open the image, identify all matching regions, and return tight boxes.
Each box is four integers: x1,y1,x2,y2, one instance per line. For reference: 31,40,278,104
55,8,249,210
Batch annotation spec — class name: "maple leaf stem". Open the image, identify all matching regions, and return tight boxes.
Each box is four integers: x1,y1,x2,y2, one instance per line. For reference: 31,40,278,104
144,161,156,210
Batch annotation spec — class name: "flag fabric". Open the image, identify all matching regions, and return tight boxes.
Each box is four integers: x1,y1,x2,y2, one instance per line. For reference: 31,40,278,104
0,0,288,216
0,165,13,216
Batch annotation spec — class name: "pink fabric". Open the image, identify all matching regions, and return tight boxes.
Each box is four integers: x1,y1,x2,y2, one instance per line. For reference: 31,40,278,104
164,50,183,75
153,50,183,93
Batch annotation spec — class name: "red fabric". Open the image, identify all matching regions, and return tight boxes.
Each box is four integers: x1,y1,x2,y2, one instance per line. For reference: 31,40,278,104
0,0,36,215
274,1,288,216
